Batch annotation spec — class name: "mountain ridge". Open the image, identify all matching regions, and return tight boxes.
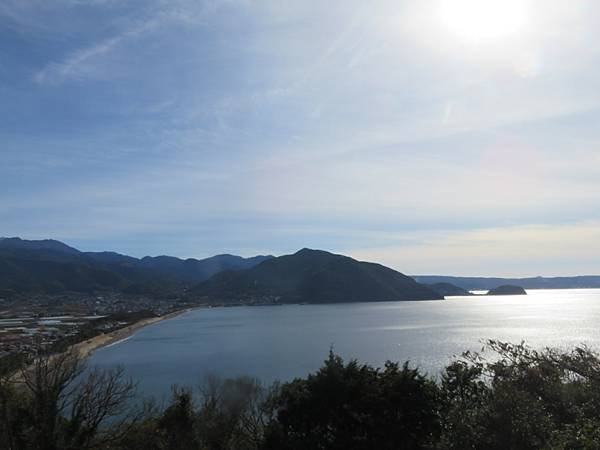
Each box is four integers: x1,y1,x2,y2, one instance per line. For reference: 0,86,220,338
413,275,600,290
0,238,273,295
3,237,599,299
193,248,443,303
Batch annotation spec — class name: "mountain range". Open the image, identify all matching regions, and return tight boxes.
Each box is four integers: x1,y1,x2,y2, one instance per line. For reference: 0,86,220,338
413,275,600,290
0,237,272,296
2,237,598,302
0,238,442,303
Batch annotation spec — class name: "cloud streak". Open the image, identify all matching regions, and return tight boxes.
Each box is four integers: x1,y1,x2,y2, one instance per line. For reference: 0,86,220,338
2,0,600,274
32,0,221,85
33,17,159,85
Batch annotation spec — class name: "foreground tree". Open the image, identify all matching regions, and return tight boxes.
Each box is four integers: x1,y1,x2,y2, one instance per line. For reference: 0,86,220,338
1,348,143,450
263,350,440,450
195,375,274,450
117,375,273,450
6,341,600,449
438,340,600,450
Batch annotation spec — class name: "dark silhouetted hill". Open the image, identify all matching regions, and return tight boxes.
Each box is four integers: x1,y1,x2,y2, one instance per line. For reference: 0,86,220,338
137,254,272,283
414,275,600,290
0,237,272,296
0,241,127,295
487,285,527,296
426,282,473,297
193,248,443,303
0,237,80,255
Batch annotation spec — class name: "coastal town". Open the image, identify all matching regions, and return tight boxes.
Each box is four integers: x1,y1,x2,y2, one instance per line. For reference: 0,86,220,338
0,292,196,360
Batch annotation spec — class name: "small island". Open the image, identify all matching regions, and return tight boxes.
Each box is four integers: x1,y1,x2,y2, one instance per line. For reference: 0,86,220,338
487,285,527,296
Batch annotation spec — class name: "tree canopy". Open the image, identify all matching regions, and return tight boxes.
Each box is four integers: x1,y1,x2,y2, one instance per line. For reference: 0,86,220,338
3,341,600,449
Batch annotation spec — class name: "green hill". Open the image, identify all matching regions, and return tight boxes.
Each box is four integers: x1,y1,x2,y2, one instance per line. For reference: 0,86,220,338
0,237,272,296
193,248,442,303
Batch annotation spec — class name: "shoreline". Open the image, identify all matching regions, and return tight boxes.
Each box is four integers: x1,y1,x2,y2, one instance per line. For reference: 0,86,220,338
73,307,199,358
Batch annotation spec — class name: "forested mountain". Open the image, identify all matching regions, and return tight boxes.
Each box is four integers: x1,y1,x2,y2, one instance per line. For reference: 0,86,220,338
137,254,272,282
193,248,442,303
0,237,272,295
0,239,440,302
3,237,597,300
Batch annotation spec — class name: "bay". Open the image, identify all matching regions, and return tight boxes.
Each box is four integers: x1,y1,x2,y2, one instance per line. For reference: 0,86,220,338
88,289,600,399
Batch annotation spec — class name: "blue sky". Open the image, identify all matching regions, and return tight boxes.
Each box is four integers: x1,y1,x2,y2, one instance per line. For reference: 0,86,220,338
1,0,599,276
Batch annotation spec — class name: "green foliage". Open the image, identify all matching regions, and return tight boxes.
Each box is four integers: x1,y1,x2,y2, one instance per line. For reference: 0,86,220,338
5,341,600,449
114,376,273,450
157,387,199,449
438,340,600,450
263,350,439,450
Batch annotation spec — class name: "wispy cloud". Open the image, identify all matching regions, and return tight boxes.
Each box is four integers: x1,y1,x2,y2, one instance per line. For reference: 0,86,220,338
33,18,157,85
3,0,600,273
32,0,220,85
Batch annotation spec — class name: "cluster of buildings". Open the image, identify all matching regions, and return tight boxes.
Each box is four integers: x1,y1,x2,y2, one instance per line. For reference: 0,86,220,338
0,292,195,359
0,314,103,358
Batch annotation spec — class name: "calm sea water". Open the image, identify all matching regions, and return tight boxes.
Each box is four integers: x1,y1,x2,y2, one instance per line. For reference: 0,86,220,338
88,289,600,398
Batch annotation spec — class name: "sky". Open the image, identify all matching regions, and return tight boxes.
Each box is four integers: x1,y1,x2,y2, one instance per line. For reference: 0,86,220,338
1,0,600,277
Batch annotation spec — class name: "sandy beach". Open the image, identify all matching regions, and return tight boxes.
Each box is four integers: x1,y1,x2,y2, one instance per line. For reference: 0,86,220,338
73,308,196,358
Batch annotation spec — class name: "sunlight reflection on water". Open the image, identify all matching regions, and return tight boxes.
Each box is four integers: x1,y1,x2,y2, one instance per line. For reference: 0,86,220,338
88,289,600,398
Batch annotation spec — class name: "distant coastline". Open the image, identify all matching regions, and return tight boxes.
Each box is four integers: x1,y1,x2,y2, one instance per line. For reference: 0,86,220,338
73,307,199,358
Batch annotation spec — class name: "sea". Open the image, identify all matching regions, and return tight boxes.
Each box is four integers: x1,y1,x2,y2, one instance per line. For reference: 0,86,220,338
87,289,600,399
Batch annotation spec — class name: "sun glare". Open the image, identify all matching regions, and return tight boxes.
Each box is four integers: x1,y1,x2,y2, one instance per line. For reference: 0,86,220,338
439,0,528,42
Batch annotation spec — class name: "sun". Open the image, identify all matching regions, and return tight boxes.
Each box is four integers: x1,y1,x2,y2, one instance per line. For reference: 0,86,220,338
439,0,528,42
